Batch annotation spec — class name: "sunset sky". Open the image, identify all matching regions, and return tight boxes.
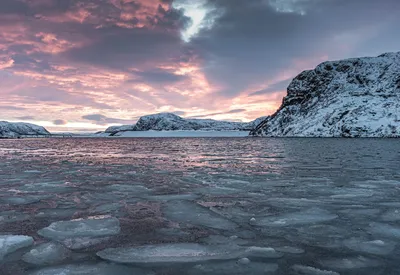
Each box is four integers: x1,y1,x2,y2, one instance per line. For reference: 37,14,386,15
1,0,399,132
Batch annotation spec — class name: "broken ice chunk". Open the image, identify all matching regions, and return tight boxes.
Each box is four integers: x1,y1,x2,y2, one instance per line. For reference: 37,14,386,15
368,222,400,239
254,208,337,227
60,237,111,250
1,195,50,205
292,265,340,275
22,242,71,266
163,201,238,230
0,210,30,224
275,246,305,254
245,246,283,259
189,261,278,275
0,235,34,261
97,243,245,265
381,209,400,222
38,217,120,241
320,256,382,270
343,238,396,255
27,263,154,275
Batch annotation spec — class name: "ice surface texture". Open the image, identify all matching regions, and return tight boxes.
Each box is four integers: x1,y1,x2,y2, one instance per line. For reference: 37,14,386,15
0,138,399,274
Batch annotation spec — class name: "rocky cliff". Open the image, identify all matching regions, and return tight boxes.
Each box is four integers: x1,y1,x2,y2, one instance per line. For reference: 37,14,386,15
251,52,400,137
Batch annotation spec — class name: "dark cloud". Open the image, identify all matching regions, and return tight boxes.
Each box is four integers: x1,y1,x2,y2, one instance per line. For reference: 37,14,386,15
62,27,185,72
82,114,136,125
190,0,400,97
0,0,29,15
53,119,68,125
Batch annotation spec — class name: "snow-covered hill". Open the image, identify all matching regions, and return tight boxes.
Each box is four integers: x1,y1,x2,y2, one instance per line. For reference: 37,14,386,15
0,121,51,138
251,52,400,137
105,113,267,136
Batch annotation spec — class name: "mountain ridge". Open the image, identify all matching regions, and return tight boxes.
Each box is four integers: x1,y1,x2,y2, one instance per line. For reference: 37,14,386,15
104,113,267,136
251,52,400,137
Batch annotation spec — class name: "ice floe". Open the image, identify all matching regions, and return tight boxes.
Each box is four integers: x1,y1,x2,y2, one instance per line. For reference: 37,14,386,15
188,261,278,275
320,256,382,270
97,243,245,265
163,201,238,230
343,238,396,255
1,195,50,205
27,263,154,275
37,217,120,249
0,235,34,261
380,209,400,222
292,265,340,275
245,246,283,259
0,210,30,223
368,222,400,239
254,208,337,227
276,246,305,254
22,242,71,265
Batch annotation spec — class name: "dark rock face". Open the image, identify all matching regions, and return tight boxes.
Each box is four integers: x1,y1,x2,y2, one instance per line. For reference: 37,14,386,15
251,52,400,137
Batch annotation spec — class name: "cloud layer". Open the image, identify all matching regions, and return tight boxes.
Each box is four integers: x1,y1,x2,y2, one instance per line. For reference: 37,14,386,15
1,0,399,131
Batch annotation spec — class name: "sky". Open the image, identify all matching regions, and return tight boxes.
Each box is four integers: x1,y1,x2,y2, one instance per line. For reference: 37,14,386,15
1,0,399,132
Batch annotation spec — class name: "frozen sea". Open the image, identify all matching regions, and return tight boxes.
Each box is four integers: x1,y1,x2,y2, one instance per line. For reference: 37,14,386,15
0,138,399,275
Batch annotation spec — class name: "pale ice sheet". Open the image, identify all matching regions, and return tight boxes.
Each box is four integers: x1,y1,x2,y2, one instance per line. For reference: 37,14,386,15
97,243,246,265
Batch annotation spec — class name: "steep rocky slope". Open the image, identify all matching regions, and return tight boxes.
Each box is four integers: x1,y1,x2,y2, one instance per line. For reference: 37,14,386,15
251,52,400,137
0,121,51,138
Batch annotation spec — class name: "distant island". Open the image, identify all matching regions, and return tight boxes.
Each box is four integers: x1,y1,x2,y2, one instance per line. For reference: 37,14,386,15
2,52,399,139
0,121,50,138
97,113,267,137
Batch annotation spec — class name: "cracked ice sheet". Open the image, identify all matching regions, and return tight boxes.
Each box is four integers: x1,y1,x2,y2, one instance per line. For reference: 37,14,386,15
253,208,338,227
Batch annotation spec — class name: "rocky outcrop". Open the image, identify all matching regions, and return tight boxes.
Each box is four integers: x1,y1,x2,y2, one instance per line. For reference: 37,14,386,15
0,121,51,138
251,52,400,137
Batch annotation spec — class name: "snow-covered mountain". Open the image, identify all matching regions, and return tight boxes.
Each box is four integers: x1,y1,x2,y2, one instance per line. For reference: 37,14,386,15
105,113,267,136
251,52,400,137
0,121,51,138
105,125,135,134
